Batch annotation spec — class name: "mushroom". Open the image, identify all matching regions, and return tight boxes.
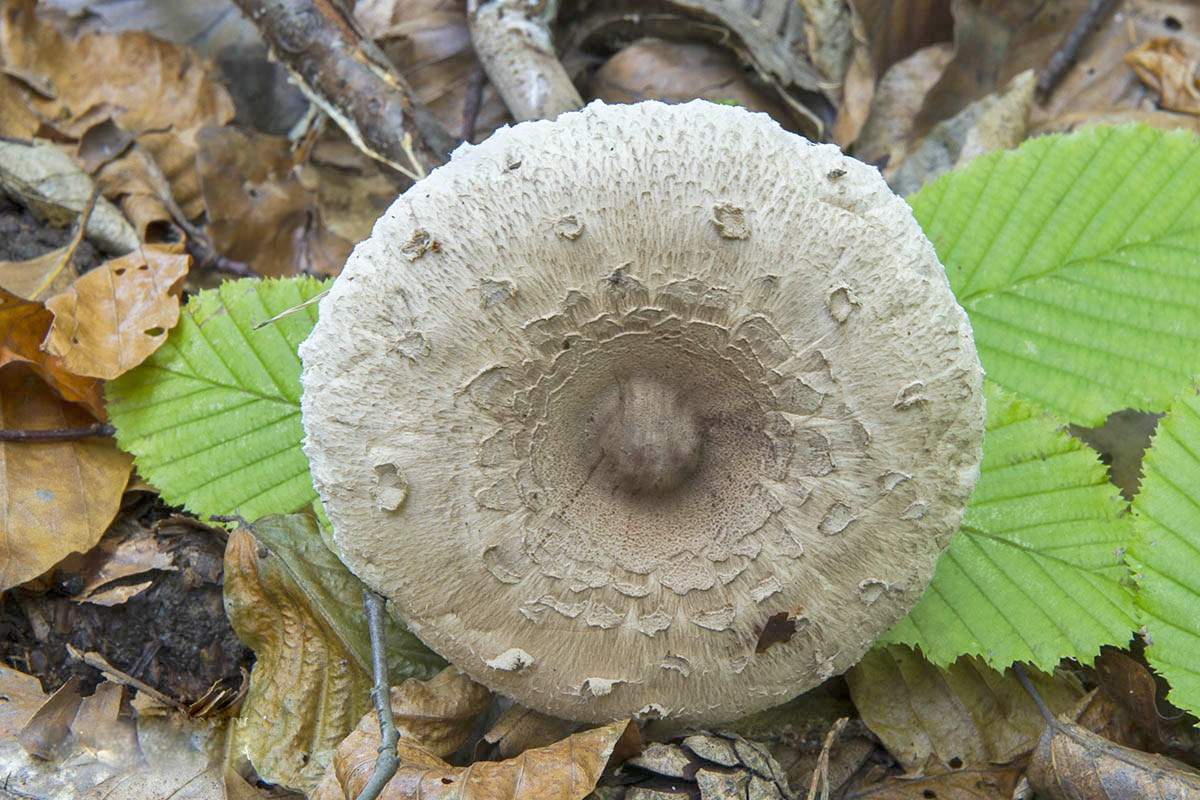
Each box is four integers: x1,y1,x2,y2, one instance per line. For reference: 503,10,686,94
300,100,984,725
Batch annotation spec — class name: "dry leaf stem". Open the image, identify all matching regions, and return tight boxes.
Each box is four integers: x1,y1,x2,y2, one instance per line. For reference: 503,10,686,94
1037,0,1120,97
230,0,454,179
0,423,114,443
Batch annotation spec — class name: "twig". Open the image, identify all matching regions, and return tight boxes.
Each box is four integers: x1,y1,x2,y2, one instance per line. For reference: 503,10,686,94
461,65,486,143
65,644,188,713
1014,663,1058,726
467,0,582,121
805,717,849,800
230,0,454,178
1037,0,1119,97
356,590,399,800
0,423,114,443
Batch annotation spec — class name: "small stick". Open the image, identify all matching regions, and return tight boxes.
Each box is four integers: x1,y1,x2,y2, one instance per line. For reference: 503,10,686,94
356,589,399,800
0,423,114,443
806,717,849,800
66,644,187,712
1014,663,1057,725
1037,0,1119,98
461,65,486,143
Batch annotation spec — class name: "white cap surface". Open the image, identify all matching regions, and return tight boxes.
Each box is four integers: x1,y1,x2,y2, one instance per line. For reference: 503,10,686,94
301,100,984,724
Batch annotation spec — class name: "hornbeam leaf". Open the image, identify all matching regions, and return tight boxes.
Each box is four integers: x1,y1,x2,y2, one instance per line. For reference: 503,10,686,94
888,382,1136,669
107,277,328,521
911,124,1200,425
1130,389,1200,717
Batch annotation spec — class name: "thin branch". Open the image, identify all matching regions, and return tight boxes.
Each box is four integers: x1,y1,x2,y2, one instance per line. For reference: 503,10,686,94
356,589,400,800
461,65,486,143
467,0,582,122
230,0,454,178
0,423,114,443
1037,0,1119,97
1014,663,1058,726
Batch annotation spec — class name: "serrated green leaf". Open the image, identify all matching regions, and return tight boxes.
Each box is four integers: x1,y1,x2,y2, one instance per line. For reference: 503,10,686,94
887,382,1136,669
107,277,329,520
911,124,1200,425
1130,389,1200,717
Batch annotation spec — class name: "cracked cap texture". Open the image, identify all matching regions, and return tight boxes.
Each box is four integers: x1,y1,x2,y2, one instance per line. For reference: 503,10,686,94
300,100,985,724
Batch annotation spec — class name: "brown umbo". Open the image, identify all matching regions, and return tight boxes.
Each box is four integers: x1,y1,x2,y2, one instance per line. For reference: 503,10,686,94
300,100,984,725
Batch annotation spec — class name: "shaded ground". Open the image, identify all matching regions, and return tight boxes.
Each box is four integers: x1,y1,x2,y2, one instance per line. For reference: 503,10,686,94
0,494,251,702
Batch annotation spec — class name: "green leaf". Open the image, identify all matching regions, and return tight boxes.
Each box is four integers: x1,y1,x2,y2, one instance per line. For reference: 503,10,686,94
887,382,1136,669
1130,389,1200,716
911,124,1200,425
107,277,329,521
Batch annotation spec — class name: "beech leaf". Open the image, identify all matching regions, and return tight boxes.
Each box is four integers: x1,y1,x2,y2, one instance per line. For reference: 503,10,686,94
43,245,189,380
0,367,131,591
318,715,640,800
846,644,1083,773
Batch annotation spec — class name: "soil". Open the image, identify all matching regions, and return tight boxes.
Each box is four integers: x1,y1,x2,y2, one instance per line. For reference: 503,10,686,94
0,192,108,273
0,495,252,702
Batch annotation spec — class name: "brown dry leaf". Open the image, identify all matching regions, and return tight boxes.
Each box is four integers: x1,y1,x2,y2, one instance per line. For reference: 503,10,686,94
844,765,1023,799
915,0,1094,136
73,520,176,607
831,20,876,148
1028,718,1200,799
1125,36,1200,114
42,244,189,380
854,43,954,166
590,38,809,134
0,288,104,417
481,706,578,760
382,669,494,758
224,521,461,795
0,665,48,737
0,0,235,219
846,645,1084,773
324,716,640,800
18,675,84,760
1032,1,1200,132
357,0,511,142
73,682,140,766
0,138,139,256
888,68,1036,195
197,127,350,277
851,0,954,75
0,367,131,591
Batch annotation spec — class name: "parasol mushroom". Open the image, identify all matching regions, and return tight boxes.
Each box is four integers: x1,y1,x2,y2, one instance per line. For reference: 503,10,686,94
300,100,984,725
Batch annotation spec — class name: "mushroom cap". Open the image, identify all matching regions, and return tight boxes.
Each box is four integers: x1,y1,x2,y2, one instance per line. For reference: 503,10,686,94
300,100,984,725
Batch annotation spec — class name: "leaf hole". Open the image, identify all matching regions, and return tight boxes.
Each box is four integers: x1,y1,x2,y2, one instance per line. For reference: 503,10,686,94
922,791,936,799
114,267,126,275
138,264,149,271
948,757,962,769
144,327,165,337
1165,15,1182,30
441,778,453,785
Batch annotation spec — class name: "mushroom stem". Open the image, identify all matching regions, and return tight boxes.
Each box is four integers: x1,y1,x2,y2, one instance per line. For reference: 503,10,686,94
594,376,704,495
